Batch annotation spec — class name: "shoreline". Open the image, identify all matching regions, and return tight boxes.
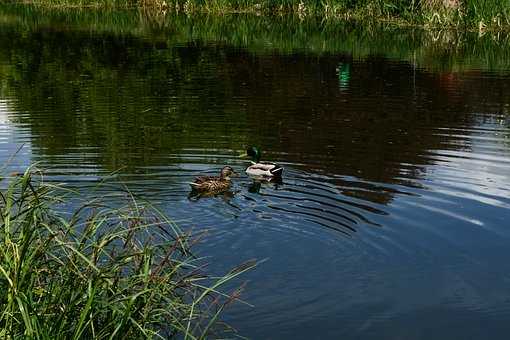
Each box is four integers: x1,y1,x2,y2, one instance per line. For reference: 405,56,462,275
11,0,510,33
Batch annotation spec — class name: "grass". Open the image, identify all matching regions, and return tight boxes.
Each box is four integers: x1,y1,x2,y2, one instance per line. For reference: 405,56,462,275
10,0,510,31
2,3,510,75
0,166,254,339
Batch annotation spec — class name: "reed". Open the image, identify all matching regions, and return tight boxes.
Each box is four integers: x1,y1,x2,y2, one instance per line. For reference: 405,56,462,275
0,167,253,339
464,0,510,30
18,0,133,8
10,0,510,30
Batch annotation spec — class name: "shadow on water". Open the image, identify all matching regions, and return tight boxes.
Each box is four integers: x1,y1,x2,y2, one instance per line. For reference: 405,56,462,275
187,187,235,200
2,5,510,340
247,177,283,194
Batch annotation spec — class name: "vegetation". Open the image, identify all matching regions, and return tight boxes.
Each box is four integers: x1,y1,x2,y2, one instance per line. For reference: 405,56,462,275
6,0,510,31
2,4,510,71
0,167,254,339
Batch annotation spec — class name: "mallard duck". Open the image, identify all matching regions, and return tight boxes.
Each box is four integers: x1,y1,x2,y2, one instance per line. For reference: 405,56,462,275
241,146,283,178
189,166,238,192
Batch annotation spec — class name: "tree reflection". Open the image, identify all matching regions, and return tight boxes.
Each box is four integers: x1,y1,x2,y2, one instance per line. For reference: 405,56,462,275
1,11,509,206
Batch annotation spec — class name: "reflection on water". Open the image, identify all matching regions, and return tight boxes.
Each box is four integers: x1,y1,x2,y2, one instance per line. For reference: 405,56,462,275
1,5,510,340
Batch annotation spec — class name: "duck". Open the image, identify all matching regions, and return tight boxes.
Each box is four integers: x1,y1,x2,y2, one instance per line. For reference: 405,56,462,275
189,166,238,193
241,146,283,179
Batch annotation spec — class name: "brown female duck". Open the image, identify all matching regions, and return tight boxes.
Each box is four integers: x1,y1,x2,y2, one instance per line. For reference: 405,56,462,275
189,166,238,193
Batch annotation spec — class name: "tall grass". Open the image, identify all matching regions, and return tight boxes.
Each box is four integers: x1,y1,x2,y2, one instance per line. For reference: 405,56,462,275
11,0,510,30
465,0,510,29
0,167,253,339
17,0,135,7
2,3,510,79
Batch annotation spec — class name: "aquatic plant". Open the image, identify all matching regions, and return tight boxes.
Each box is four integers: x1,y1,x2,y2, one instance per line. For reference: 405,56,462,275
0,167,254,339
11,0,510,30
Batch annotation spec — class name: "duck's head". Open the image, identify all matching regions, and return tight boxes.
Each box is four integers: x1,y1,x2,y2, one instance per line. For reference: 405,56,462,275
241,146,261,163
220,166,238,180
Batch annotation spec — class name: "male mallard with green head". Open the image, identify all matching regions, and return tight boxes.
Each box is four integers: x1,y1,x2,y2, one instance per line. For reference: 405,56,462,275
189,166,238,192
241,146,283,178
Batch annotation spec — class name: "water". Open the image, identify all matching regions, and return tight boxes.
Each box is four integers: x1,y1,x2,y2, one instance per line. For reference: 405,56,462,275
1,5,510,339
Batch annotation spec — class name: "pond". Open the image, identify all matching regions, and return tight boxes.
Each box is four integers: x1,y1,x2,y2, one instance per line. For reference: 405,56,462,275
1,5,510,339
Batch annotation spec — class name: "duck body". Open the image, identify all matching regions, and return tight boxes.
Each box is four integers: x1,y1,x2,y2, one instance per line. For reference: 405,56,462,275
190,176,231,192
189,166,237,193
242,146,283,179
246,161,283,178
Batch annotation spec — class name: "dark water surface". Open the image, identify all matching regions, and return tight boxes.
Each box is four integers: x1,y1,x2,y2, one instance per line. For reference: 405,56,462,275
1,6,510,339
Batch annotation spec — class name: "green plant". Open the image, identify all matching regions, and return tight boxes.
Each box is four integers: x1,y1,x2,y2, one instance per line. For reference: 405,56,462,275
7,0,510,30
0,167,254,339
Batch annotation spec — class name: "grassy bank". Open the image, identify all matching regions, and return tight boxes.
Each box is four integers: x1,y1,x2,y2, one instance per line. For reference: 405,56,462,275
10,0,510,31
0,168,253,339
2,3,510,73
